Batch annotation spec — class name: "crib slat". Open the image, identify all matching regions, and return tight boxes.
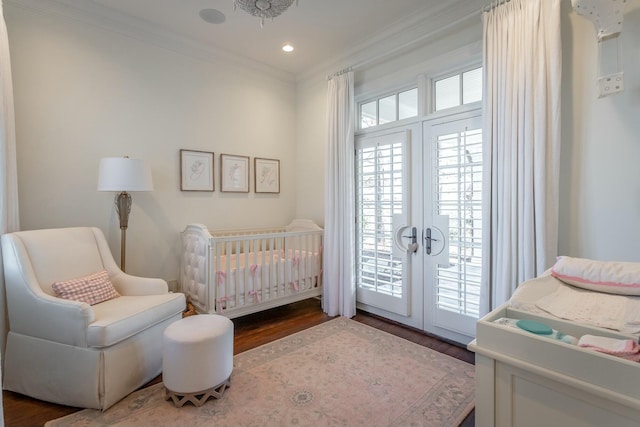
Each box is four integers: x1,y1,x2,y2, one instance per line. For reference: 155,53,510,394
309,234,314,289
226,241,232,311
284,235,290,296
274,236,281,298
244,237,251,306
236,240,243,307
300,234,311,290
295,235,300,292
215,241,223,313
297,234,303,291
260,238,266,303
317,233,322,287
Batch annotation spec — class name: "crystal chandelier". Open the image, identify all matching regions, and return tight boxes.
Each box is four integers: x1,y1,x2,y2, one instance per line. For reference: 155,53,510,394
234,0,297,27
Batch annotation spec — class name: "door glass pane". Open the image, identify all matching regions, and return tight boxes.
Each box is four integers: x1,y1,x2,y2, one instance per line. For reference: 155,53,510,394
356,142,404,298
378,95,396,125
434,128,482,317
462,68,482,104
361,101,377,129
398,88,418,120
435,75,460,111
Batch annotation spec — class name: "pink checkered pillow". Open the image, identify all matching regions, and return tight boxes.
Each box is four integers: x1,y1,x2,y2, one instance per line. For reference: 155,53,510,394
52,270,120,305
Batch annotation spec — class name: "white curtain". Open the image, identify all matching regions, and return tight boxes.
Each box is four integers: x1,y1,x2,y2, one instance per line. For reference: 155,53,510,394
480,0,561,315
323,71,356,317
1,0,20,364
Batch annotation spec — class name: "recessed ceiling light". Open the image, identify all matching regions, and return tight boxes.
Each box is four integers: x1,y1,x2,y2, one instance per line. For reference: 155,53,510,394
199,8,226,24
282,44,294,53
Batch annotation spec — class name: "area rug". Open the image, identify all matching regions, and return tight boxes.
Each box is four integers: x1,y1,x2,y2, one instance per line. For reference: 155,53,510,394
46,317,475,427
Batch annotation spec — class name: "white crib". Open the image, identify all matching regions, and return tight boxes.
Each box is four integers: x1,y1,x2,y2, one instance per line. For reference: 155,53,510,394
180,219,323,318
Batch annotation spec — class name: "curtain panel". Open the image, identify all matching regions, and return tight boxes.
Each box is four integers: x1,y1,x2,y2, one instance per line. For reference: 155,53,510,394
480,0,562,314
1,0,20,376
323,71,356,318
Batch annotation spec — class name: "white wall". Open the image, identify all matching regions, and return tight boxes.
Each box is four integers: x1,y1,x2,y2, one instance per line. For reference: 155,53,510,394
558,0,640,261
294,77,326,225
5,3,297,282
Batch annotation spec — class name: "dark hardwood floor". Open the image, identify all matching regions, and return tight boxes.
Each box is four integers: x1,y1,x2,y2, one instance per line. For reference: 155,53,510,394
2,298,475,426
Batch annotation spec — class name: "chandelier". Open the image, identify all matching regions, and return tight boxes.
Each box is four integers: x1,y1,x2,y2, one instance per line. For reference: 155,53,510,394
234,0,297,27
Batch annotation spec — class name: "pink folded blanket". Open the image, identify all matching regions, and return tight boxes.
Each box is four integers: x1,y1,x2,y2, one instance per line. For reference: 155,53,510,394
578,334,640,362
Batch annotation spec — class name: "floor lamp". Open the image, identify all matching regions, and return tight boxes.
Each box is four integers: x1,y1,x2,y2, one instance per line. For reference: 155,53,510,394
97,157,153,272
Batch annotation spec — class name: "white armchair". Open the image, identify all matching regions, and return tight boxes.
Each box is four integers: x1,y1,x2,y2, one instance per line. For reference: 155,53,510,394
1,227,186,410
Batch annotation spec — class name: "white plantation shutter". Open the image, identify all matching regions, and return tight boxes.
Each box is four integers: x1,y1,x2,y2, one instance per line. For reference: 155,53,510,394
356,140,405,298
433,127,482,317
355,128,412,317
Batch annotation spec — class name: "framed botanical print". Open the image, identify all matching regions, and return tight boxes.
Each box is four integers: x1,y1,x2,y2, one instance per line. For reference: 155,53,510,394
180,149,214,191
254,157,280,193
220,154,250,193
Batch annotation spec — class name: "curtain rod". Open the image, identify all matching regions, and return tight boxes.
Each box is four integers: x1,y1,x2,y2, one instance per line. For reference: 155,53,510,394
481,0,512,13
326,7,479,80
327,67,353,81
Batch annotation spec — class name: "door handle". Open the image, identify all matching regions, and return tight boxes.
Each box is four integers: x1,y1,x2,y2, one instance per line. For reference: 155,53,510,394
424,227,439,255
402,227,418,253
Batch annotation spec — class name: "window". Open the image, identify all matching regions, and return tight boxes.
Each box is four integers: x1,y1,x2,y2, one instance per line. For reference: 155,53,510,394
434,67,482,112
398,88,418,120
361,101,377,129
378,95,396,125
359,88,418,129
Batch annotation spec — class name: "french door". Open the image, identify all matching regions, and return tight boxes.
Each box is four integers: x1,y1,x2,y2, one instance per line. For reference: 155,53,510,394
355,110,482,344
355,127,414,318
423,112,483,342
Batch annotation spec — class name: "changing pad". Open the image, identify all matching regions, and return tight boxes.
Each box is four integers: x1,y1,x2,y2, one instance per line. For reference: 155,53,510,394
509,273,560,313
509,273,640,334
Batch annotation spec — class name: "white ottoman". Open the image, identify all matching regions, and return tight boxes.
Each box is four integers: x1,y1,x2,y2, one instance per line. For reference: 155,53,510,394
162,314,234,407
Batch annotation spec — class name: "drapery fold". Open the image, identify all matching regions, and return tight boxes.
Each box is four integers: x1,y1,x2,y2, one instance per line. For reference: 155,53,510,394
322,72,356,317
1,0,20,363
480,0,562,315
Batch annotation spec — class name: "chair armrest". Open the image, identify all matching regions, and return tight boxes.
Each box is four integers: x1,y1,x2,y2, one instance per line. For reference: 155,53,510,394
110,272,169,296
9,290,95,347
2,234,95,347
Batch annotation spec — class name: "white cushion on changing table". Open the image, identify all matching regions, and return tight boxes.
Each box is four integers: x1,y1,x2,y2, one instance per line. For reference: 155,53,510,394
162,315,234,399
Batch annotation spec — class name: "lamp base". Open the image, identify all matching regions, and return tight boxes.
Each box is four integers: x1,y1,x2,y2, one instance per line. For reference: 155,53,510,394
114,192,132,272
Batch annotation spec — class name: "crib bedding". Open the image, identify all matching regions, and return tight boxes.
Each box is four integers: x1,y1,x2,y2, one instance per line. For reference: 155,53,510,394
509,273,640,334
213,250,321,311
180,220,323,317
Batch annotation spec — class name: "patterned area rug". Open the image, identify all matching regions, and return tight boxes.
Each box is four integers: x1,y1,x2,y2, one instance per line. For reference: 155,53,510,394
46,317,475,427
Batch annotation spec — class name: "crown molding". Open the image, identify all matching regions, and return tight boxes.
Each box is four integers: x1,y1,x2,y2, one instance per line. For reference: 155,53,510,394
7,0,485,86
5,0,296,84
297,0,484,84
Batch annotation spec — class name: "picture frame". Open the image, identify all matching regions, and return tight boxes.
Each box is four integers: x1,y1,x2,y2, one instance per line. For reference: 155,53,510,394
220,154,250,193
254,157,280,194
180,149,214,191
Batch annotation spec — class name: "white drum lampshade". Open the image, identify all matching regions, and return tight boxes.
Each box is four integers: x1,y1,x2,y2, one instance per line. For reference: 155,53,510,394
97,157,153,192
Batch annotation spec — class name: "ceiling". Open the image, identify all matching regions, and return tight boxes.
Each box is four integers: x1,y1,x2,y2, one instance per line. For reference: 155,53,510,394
79,0,451,76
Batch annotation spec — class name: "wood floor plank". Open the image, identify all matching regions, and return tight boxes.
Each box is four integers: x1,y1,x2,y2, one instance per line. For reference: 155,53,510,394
2,298,475,427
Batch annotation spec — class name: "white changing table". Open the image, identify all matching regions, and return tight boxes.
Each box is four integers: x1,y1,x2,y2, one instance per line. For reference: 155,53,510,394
469,304,640,427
